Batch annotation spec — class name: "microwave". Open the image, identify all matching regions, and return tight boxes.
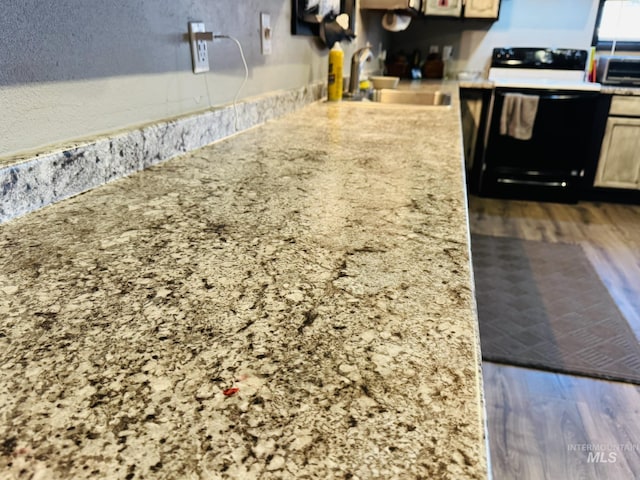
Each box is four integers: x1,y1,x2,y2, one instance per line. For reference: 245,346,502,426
597,55,640,86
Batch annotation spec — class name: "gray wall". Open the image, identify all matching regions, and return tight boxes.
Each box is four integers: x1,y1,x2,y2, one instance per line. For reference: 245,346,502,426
0,0,386,157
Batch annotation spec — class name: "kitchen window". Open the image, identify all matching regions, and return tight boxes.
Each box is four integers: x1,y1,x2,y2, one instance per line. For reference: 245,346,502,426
594,0,640,51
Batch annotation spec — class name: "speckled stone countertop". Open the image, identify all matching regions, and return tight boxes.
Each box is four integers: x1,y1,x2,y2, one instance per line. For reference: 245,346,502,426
600,85,640,96
0,89,488,479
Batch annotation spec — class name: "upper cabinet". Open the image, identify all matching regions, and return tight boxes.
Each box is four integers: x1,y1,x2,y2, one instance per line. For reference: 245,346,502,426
422,0,500,19
464,0,500,18
423,0,462,16
361,0,501,20
360,0,421,9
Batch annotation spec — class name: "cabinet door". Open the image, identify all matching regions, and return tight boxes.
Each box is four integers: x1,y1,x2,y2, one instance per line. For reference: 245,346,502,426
594,117,640,189
464,0,500,18
423,0,462,16
461,95,483,171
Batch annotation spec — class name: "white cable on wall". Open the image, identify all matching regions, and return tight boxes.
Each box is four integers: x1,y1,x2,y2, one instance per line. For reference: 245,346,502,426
214,34,249,132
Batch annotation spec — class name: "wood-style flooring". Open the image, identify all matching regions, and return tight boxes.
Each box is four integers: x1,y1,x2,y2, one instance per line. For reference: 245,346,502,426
468,195,640,480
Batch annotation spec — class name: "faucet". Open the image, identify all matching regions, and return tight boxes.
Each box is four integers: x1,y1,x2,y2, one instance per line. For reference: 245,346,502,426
347,44,374,98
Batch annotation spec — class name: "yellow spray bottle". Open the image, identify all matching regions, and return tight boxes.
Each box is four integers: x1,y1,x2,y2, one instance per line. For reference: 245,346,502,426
327,42,344,101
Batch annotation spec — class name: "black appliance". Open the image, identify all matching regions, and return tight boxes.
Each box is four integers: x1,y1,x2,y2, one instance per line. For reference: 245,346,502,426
477,47,602,203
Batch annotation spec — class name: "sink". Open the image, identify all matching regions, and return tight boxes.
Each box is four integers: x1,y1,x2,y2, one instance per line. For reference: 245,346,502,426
372,89,452,106
340,89,453,107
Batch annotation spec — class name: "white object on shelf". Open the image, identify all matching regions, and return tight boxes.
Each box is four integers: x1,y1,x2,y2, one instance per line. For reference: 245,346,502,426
381,12,412,31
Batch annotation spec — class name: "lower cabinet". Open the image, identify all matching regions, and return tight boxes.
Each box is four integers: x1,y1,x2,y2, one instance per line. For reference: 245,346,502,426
461,92,484,171
460,87,492,194
594,96,640,190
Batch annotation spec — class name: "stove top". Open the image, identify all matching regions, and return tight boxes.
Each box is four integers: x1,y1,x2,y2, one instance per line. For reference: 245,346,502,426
488,68,602,91
488,47,601,92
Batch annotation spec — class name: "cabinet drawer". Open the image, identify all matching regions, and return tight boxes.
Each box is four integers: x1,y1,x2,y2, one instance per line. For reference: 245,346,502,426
610,95,640,116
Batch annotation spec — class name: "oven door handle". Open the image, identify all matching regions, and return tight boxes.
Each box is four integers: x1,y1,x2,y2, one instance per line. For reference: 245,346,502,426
496,178,569,187
498,92,596,101
540,93,593,100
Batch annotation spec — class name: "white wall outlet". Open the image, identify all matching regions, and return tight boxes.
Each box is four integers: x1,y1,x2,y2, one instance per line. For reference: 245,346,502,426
260,13,272,55
188,21,209,73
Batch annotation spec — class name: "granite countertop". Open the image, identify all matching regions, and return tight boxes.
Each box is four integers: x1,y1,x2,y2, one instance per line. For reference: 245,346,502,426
599,85,640,96
0,88,488,479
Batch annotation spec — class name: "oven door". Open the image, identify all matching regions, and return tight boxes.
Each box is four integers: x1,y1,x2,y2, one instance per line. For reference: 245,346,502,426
479,87,600,202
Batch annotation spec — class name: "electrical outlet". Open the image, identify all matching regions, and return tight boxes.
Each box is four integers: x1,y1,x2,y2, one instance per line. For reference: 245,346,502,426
260,13,272,55
188,21,209,73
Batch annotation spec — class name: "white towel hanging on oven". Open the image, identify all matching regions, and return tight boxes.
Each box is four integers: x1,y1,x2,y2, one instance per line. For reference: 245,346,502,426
499,93,540,140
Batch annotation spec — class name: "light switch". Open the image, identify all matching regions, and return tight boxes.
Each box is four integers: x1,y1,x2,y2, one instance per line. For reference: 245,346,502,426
260,13,272,55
